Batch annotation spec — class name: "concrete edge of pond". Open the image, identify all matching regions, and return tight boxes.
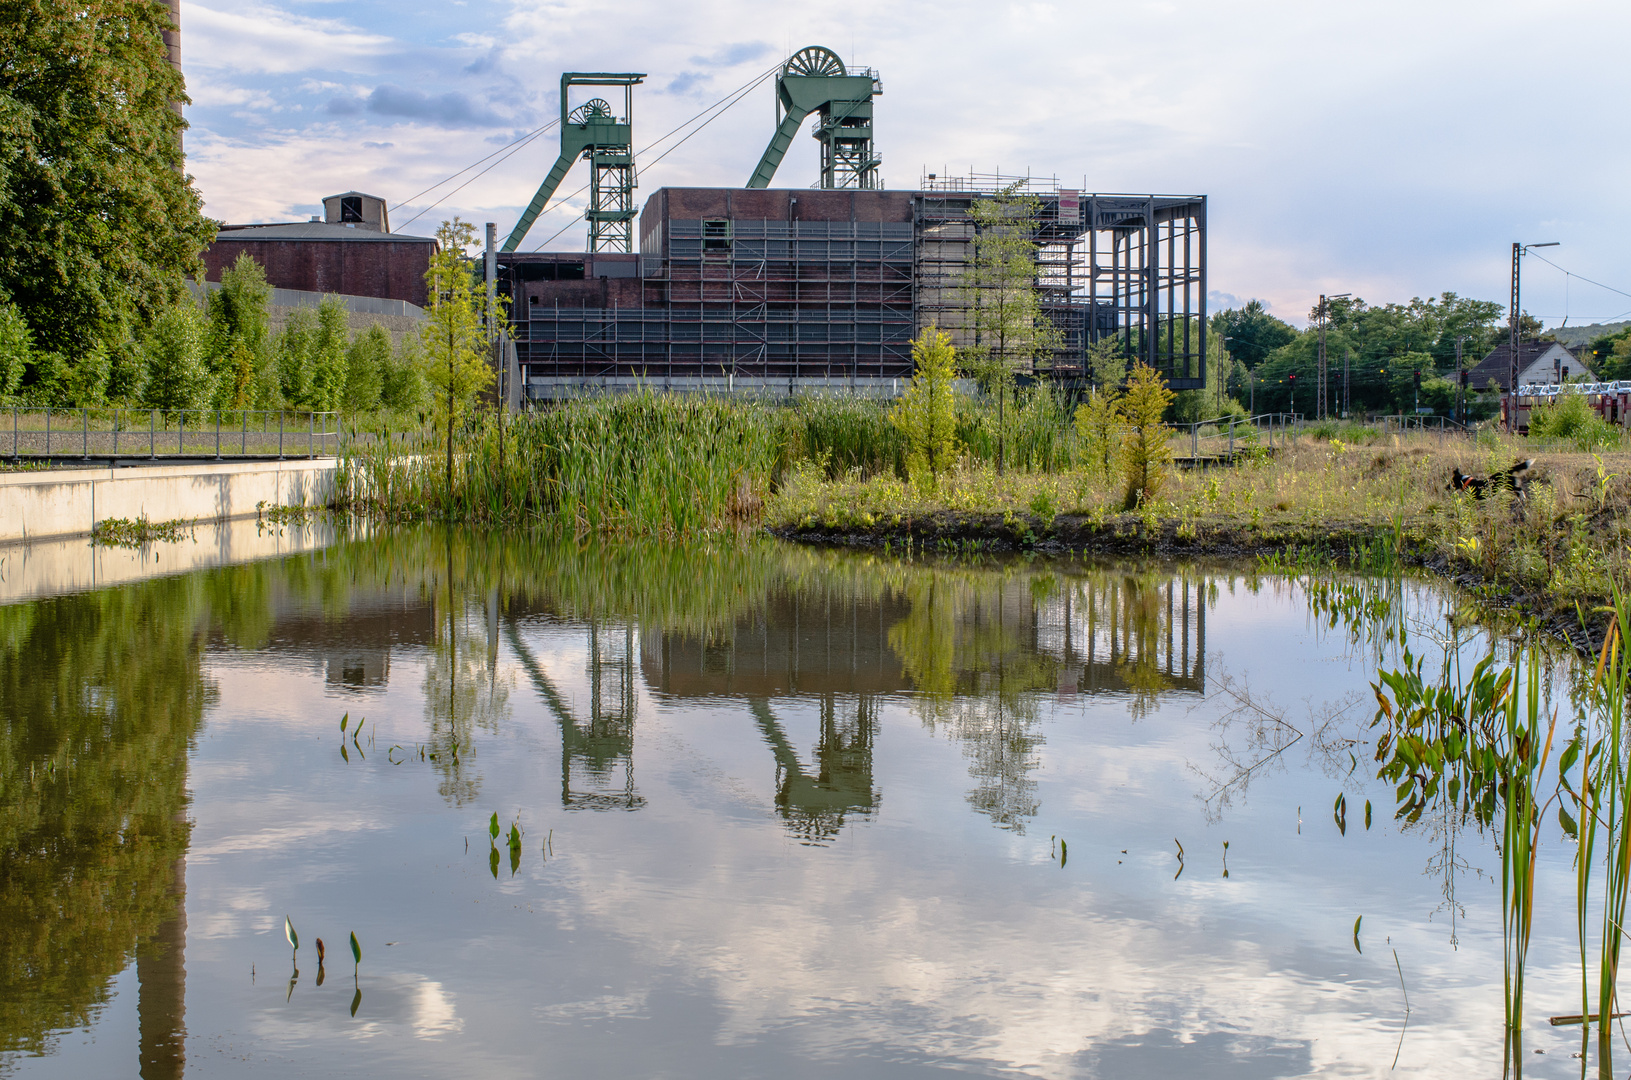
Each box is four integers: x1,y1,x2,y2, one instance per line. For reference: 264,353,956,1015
0,458,340,544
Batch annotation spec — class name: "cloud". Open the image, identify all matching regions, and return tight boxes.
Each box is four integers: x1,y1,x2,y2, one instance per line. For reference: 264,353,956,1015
325,96,363,116
665,72,708,95
364,85,505,127
183,1,395,75
362,141,395,150
687,41,772,67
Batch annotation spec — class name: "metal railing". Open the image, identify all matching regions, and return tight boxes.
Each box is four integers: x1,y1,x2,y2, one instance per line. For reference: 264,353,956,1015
1170,413,1303,460
1376,413,1469,434
5,408,341,461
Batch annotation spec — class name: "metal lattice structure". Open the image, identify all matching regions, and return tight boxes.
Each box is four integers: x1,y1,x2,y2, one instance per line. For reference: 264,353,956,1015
748,47,882,190
502,72,645,253
916,173,1208,389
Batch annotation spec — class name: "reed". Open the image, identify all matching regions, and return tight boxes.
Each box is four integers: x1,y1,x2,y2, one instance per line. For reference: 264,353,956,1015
1589,584,1631,1073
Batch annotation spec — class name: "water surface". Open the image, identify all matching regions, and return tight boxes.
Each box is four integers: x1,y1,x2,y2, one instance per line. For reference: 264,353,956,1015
0,531,1590,1077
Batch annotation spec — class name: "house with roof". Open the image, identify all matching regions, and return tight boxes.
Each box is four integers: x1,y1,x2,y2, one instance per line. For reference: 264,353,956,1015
1464,340,1593,392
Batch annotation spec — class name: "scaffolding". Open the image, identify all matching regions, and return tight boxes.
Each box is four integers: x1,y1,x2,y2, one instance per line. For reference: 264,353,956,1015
917,172,1207,389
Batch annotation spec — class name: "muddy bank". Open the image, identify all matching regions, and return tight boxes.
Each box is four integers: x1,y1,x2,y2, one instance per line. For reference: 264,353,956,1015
771,510,1605,658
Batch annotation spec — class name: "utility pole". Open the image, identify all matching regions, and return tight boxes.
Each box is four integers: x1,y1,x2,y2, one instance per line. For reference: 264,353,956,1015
1343,346,1351,418
1508,241,1559,427
1316,292,1351,421
1454,335,1465,424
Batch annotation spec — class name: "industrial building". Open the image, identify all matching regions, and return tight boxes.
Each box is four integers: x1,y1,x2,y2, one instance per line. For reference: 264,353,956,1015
494,48,1208,400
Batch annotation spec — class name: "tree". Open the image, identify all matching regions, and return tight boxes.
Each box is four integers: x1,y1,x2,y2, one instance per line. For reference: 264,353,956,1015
275,309,316,408
206,253,273,408
1210,300,1296,369
1074,336,1126,485
381,334,429,414
960,185,1062,473
0,303,30,403
142,302,210,410
1119,362,1174,510
889,328,961,486
0,1,215,360
343,324,389,413
421,219,496,489
309,296,350,410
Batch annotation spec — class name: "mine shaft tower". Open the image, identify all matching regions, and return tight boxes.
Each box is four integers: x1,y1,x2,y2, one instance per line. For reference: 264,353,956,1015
503,71,645,253
748,47,881,190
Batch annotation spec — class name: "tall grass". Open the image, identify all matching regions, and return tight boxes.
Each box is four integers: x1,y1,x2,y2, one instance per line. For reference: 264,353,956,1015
341,391,782,535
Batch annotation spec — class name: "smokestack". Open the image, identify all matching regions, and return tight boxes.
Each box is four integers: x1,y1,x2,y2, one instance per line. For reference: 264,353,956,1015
162,0,182,157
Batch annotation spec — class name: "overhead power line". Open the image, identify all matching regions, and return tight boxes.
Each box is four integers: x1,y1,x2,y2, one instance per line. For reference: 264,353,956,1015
389,118,562,214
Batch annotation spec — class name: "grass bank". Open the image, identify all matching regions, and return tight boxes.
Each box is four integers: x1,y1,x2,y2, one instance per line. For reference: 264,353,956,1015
766,429,1631,649
336,391,1631,646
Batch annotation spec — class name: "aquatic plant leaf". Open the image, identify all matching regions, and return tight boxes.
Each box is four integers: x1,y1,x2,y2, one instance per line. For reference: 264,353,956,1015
489,845,500,879
489,812,500,839
1364,800,1372,830
1559,804,1578,841
285,916,298,951
350,987,361,1018
1059,839,1067,868
340,743,349,763
350,931,361,965
340,713,349,733
1353,915,1362,954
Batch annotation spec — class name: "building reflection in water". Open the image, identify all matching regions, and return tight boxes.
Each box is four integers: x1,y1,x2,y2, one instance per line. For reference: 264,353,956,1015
640,565,1208,837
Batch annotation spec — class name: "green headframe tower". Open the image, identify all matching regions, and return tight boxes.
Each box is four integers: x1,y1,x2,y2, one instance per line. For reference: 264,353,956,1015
747,47,881,189
502,71,645,253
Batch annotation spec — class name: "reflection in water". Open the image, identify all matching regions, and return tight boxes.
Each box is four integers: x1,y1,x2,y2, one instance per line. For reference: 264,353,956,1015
0,581,204,1074
5,528,1492,1078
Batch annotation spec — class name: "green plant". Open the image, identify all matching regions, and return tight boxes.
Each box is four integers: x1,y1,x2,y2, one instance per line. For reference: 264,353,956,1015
889,328,961,486
1119,362,1175,510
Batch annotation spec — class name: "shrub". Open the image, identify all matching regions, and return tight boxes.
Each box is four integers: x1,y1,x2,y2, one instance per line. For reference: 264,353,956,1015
1119,362,1175,509
889,328,961,484
1529,390,1621,451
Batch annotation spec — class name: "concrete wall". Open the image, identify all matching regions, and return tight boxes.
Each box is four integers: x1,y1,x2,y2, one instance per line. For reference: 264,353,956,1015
0,516,339,606
0,458,339,544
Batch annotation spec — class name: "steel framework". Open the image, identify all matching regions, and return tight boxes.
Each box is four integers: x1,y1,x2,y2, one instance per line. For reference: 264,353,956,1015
748,47,882,190
503,72,645,253
916,173,1207,388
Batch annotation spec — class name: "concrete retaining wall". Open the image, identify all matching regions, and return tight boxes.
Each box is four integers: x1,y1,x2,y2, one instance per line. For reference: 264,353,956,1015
0,458,340,544
0,517,339,606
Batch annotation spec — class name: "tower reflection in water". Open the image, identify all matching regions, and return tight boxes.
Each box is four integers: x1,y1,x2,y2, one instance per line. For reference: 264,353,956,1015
638,564,1207,838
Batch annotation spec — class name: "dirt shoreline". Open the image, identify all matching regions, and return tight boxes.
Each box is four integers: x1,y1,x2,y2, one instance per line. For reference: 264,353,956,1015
770,511,1605,658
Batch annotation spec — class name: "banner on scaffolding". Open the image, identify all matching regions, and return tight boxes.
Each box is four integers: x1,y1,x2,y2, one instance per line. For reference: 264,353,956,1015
1057,189,1080,224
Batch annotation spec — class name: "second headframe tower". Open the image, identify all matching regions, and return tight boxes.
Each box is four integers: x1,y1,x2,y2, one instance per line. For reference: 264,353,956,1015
747,47,881,190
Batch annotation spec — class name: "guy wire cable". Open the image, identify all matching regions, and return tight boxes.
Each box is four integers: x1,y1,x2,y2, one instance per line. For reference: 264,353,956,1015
390,117,561,214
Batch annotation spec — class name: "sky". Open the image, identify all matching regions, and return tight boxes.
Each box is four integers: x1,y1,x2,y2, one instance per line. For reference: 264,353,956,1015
181,0,1631,330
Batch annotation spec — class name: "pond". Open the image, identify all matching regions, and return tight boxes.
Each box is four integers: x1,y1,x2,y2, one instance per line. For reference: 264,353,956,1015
0,528,1598,1078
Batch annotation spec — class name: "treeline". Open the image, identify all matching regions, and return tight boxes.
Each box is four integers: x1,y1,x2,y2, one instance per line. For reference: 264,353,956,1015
1206,292,1513,417
0,254,427,414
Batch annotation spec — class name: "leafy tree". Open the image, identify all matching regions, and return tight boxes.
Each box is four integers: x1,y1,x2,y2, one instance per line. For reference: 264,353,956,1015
381,334,429,414
889,328,961,485
960,185,1062,472
1073,388,1121,485
275,308,316,408
343,324,389,413
142,302,210,410
1211,300,1296,369
421,218,497,487
206,253,272,408
0,303,30,403
0,0,214,360
1119,362,1174,510
105,338,146,405
309,296,350,410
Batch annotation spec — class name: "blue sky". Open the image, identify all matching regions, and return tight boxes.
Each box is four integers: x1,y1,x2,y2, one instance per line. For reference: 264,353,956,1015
182,0,1631,329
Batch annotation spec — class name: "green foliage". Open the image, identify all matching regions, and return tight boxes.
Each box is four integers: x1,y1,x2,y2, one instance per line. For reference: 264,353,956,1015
142,302,211,410
1211,300,1296,369
0,303,30,403
0,0,215,362
343,324,390,413
960,187,1062,380
1086,335,1128,389
206,253,273,408
344,391,781,535
787,393,905,480
310,296,350,411
1073,387,1121,485
1119,362,1175,509
275,308,316,408
890,328,961,484
1529,390,1623,450
380,334,429,414
422,219,498,480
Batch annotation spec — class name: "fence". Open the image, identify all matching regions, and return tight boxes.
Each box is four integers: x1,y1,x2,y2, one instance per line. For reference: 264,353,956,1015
5,409,342,460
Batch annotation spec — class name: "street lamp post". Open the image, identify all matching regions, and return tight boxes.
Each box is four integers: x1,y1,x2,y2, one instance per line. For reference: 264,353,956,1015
1509,241,1559,427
